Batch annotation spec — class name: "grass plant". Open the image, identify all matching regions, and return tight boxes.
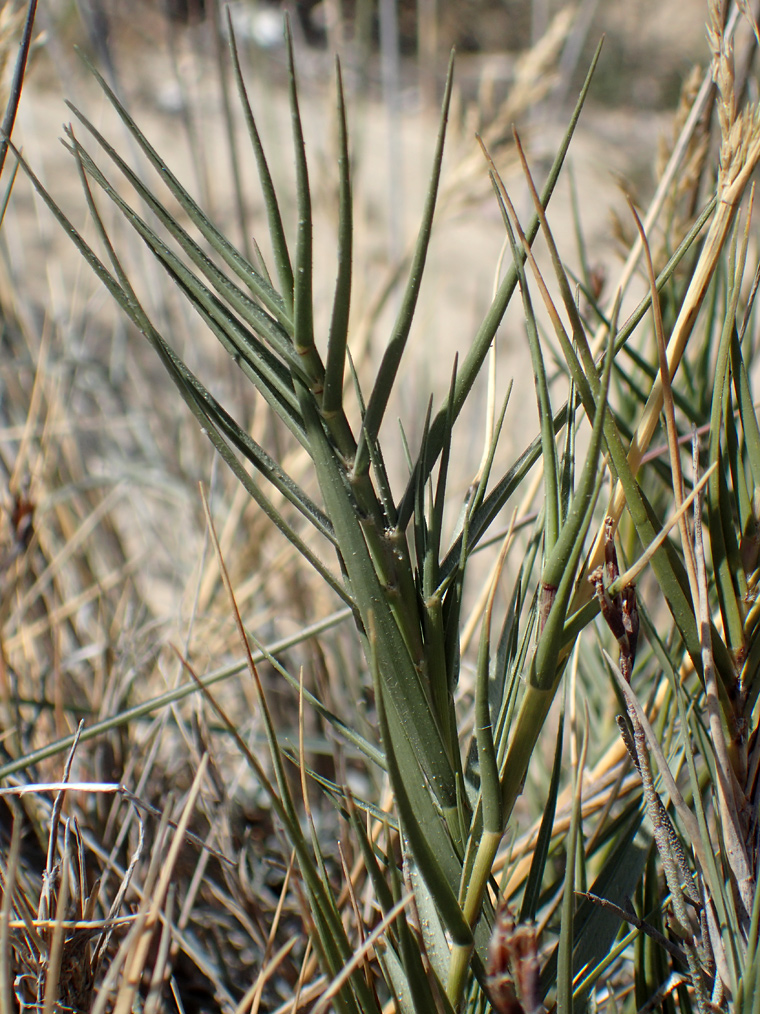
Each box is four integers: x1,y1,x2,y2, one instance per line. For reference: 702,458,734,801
2,0,760,1011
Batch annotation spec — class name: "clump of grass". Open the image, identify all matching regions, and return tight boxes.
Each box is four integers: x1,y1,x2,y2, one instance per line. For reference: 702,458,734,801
3,0,760,1012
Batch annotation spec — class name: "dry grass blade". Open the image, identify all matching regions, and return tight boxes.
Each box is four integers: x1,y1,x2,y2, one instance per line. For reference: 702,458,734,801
234,936,299,1014
598,4,760,552
91,814,145,975
0,802,21,1014
111,758,208,1014
310,894,413,1014
41,846,70,1014
89,805,171,1014
610,463,716,591
238,855,298,1014
142,887,175,1014
627,197,699,599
